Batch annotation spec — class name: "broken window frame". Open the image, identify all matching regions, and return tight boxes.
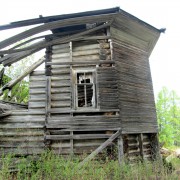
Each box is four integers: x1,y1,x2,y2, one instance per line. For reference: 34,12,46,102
74,69,96,109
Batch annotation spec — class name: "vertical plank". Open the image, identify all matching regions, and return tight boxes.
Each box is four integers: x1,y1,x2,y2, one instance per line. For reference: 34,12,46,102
138,133,144,160
109,39,113,61
117,135,124,164
45,76,51,124
70,131,74,155
69,41,73,109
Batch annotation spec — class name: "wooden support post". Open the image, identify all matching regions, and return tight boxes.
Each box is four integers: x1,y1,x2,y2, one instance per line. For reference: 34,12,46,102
138,133,144,160
0,57,44,96
117,135,124,165
45,76,51,124
151,133,161,160
70,131,74,155
78,129,121,168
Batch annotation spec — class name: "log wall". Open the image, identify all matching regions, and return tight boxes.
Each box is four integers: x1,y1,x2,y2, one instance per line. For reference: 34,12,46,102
0,34,158,159
0,71,46,156
45,39,121,154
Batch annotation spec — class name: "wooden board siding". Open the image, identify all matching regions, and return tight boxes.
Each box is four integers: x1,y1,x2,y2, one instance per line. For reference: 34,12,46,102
97,67,119,109
112,39,158,134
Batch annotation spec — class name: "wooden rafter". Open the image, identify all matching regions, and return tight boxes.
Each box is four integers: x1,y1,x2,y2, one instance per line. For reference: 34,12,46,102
0,13,116,50
0,21,113,55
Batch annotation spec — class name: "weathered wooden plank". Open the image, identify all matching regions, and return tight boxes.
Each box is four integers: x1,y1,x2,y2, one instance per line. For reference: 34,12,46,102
0,123,44,129
0,13,115,50
0,148,44,155
0,116,45,123
45,134,112,140
0,136,44,142
51,102,71,108
73,43,109,51
0,129,43,136
78,130,121,167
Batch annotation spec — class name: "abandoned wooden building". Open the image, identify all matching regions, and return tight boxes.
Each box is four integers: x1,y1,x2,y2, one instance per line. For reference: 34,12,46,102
0,7,164,162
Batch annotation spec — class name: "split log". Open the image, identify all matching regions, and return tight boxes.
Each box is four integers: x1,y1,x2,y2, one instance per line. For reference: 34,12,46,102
78,129,121,168
0,57,45,96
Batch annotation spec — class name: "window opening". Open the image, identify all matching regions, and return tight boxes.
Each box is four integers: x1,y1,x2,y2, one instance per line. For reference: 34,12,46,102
76,72,95,108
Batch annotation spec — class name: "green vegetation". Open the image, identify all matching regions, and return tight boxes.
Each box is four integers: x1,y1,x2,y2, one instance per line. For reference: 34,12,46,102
0,49,35,104
156,87,180,147
0,151,179,180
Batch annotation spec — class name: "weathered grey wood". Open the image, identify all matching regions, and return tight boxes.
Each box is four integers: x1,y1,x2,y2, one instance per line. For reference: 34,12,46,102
0,21,113,54
118,135,124,164
0,13,115,50
45,134,113,140
73,43,107,51
138,134,144,160
78,130,121,168
0,57,44,96
47,60,115,66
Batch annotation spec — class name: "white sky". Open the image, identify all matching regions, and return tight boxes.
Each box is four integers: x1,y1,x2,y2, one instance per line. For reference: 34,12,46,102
0,0,180,97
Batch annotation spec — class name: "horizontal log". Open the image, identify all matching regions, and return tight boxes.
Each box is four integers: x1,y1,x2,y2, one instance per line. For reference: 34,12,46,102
51,81,70,88
52,52,70,58
29,89,46,94
51,76,70,81
47,60,115,66
0,116,45,123
45,134,112,140
48,127,120,132
0,148,44,155
51,69,70,75
73,43,109,52
0,123,44,129
51,102,70,108
52,43,69,50
48,108,119,114
0,129,43,136
52,48,70,54
51,88,70,93
51,57,71,62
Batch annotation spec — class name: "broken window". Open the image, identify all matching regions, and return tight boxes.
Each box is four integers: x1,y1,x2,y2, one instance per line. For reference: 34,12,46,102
75,72,96,108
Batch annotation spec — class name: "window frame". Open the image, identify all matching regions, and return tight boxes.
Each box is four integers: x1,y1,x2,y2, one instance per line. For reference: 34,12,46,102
73,69,97,109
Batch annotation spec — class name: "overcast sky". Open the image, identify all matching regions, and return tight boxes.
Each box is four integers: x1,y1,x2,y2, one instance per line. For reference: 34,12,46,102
0,0,179,97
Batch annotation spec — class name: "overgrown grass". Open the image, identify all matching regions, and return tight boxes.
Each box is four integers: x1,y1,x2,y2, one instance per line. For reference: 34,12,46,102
0,151,179,180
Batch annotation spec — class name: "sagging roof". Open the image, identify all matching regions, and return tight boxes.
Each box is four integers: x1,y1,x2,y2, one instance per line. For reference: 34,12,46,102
0,7,162,67
0,7,120,30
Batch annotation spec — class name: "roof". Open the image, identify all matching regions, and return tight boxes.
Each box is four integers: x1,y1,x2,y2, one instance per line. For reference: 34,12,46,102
0,7,120,30
0,7,162,66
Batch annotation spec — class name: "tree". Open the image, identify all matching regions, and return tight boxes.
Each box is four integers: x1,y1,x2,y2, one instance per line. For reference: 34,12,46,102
156,87,180,147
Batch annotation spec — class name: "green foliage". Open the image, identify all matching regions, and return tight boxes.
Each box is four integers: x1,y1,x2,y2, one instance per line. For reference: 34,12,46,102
0,151,179,179
156,87,180,147
0,43,36,104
